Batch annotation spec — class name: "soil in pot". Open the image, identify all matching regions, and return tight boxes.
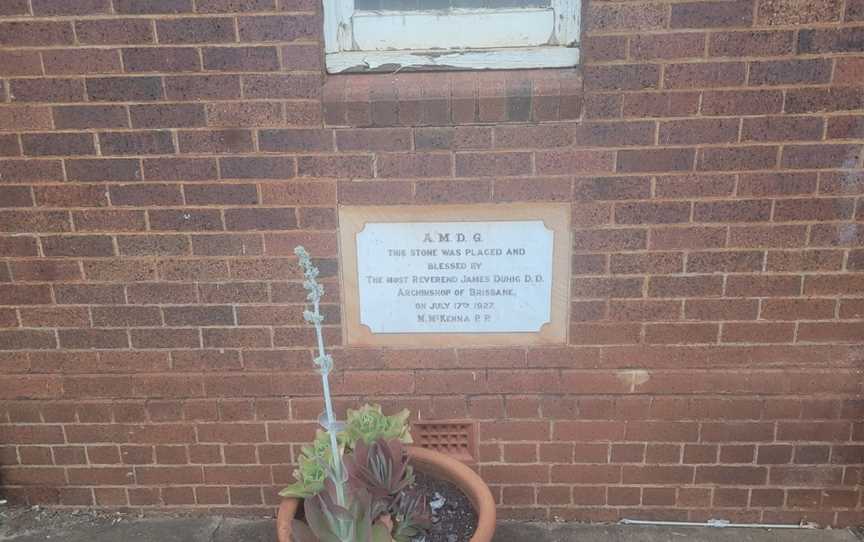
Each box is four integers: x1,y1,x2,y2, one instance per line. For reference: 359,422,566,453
411,471,478,542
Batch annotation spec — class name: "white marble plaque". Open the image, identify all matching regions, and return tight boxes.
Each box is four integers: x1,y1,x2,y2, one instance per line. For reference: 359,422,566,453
356,221,554,334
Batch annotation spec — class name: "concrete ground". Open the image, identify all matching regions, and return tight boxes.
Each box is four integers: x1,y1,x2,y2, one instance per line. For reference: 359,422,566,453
0,512,860,542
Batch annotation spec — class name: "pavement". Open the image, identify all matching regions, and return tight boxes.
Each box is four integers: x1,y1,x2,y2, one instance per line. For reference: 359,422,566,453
0,513,861,542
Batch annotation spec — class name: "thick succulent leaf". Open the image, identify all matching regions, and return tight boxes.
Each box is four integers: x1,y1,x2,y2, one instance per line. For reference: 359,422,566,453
290,520,321,542
371,523,395,542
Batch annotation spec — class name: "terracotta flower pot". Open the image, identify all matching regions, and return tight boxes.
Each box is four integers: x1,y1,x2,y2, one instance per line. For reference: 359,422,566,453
277,446,496,542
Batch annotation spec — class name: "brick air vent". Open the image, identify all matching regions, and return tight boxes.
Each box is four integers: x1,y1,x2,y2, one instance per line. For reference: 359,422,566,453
413,421,477,463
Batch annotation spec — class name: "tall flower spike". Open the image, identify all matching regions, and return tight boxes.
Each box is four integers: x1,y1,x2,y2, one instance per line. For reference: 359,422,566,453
294,245,345,509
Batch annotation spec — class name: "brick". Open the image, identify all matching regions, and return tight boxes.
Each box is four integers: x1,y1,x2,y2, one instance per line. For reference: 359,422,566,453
785,88,864,114
131,328,200,349
799,28,864,54
767,249,843,271
775,198,854,221
42,50,121,76
10,260,80,282
157,17,236,44
725,275,802,297
0,22,74,47
123,47,201,73
219,157,295,179
573,229,646,251
66,160,142,184
0,210,71,233
584,65,660,91
10,78,86,104
75,19,154,45
149,209,223,231
243,74,319,99
655,174,736,198
649,276,724,297
574,122,656,148
583,35,628,62
0,52,42,77
723,322,795,343
782,145,862,169
207,102,283,127
0,107,53,132
58,329,128,349
0,237,39,257
685,299,759,320
536,151,616,174
758,0,842,24
702,90,784,116
659,119,739,145
184,184,258,205
570,323,641,345
178,130,254,154
202,47,280,71
631,33,706,60
0,135,20,157
834,58,864,84
671,1,753,28
687,251,764,273
827,115,864,140
665,62,745,89
165,75,241,100
804,275,864,295
299,156,373,178
42,235,115,257
92,306,162,327
144,158,219,181
225,208,297,232
87,77,163,102
22,133,95,157
55,284,125,304
197,0,276,11
750,59,832,86
0,186,33,208
645,323,718,344
128,105,206,130
237,15,318,41
191,234,263,256
742,117,824,143
114,0,193,13
378,153,452,179
810,224,864,247
709,31,795,57
54,106,129,130
110,184,183,206
622,91,700,118
100,131,175,156
258,129,332,153
617,149,694,173
571,277,644,299
850,0,864,19
694,200,772,222
610,252,682,274
615,202,691,224
586,3,667,31
0,0,28,15
494,178,569,203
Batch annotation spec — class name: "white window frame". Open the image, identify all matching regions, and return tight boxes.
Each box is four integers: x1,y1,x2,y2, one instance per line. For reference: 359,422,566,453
323,0,581,73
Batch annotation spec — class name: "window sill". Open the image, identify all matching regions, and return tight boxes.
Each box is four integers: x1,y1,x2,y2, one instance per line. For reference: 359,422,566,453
322,68,582,127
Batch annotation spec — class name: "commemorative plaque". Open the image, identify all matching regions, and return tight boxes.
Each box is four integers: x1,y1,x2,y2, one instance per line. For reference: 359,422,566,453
339,204,570,346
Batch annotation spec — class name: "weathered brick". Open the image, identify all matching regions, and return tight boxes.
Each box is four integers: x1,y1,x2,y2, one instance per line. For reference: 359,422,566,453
53,106,129,130
156,17,236,44
42,50,121,76
22,133,95,156
178,130,254,154
86,77,163,102
10,78,85,104
202,47,280,71
0,22,74,47
75,19,154,45
123,48,201,74
114,0,193,13
237,15,318,42
165,75,242,100
671,1,753,28
709,31,795,57
99,131,175,156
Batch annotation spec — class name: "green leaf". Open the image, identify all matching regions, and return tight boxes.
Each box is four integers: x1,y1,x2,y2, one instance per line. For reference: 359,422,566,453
371,523,394,542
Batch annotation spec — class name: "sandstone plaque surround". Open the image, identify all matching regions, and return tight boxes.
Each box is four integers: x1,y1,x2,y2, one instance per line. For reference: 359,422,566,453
339,204,571,346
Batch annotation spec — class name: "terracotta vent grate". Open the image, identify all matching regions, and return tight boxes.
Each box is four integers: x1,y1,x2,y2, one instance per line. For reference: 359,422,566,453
413,421,477,463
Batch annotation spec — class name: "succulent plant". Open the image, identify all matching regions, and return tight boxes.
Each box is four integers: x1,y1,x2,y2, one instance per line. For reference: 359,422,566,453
284,248,430,542
344,404,413,447
391,489,432,542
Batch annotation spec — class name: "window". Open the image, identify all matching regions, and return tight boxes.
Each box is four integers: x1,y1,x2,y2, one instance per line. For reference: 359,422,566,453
323,0,581,72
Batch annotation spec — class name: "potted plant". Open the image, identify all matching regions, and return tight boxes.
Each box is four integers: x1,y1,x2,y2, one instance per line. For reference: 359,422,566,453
276,247,496,542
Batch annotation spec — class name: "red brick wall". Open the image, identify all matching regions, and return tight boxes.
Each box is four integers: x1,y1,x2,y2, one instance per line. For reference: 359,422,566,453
0,0,863,527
